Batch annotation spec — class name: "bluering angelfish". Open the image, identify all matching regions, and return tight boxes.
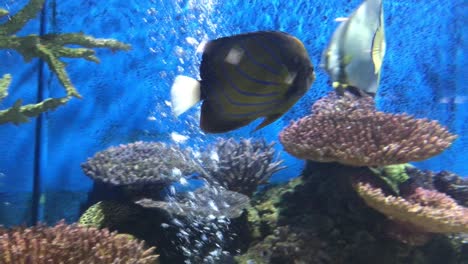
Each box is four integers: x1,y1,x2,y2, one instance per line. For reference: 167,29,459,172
171,31,315,133
321,0,386,96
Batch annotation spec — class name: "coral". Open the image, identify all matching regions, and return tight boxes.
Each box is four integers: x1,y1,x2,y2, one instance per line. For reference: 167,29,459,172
279,91,457,167
201,138,285,197
0,220,158,264
403,166,437,190
403,167,467,207
81,141,201,188
135,186,250,219
433,171,468,207
246,178,302,241
0,8,8,17
79,200,139,229
0,74,10,100
236,226,330,264
353,179,468,234
0,0,130,125
384,220,434,246
237,161,466,264
369,164,412,195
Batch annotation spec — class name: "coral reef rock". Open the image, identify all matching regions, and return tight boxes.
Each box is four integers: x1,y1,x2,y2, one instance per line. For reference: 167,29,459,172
236,161,467,264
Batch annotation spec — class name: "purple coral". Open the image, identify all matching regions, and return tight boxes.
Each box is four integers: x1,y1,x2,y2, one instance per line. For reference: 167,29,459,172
81,141,201,187
201,138,285,197
280,92,457,167
0,221,158,264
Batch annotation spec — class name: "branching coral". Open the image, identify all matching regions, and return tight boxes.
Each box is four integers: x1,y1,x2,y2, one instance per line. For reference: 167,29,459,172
135,186,250,219
280,91,457,167
0,74,10,100
82,141,201,191
0,221,159,264
0,0,131,125
353,178,468,236
0,8,8,17
201,138,285,197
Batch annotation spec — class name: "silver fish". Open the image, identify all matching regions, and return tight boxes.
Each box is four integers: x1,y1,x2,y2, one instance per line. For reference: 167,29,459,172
321,0,386,96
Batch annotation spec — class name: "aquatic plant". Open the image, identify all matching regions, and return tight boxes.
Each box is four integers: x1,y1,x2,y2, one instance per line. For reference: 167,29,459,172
0,220,158,264
279,91,457,167
353,176,468,244
81,141,200,188
201,138,285,197
0,0,130,125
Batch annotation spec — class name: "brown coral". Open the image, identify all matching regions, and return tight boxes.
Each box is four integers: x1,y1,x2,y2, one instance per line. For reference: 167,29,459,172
201,138,285,197
0,221,158,264
81,141,201,186
279,92,457,167
353,180,468,234
236,226,330,264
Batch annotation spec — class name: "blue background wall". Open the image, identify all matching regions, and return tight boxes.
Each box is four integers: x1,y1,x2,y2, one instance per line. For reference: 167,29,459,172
0,0,466,226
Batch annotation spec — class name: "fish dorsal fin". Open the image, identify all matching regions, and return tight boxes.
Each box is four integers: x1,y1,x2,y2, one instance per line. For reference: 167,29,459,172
371,25,385,74
253,113,283,131
371,1,386,74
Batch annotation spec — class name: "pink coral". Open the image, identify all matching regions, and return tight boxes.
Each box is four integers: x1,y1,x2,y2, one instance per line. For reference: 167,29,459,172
279,92,457,167
0,221,159,264
353,180,468,235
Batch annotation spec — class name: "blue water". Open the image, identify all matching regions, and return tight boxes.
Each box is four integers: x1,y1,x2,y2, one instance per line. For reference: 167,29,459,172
0,0,466,226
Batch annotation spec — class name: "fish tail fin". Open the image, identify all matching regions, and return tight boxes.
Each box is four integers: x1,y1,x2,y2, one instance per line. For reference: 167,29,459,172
170,75,201,116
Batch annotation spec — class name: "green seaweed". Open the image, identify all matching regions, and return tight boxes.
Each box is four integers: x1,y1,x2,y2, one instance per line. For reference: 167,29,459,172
369,164,412,195
0,0,131,125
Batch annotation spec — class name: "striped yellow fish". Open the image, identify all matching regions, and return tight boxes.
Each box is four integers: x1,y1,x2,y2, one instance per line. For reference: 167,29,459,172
171,31,315,133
